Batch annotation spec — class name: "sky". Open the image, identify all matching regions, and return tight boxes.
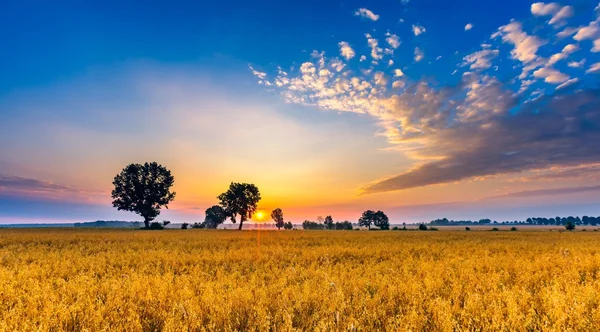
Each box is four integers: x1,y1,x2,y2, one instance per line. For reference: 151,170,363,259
1,0,600,224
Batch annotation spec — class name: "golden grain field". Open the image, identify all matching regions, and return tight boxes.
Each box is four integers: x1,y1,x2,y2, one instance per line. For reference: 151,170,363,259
1,229,600,331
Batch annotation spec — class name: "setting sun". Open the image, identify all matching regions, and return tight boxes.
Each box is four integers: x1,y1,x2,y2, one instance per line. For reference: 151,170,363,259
255,211,265,221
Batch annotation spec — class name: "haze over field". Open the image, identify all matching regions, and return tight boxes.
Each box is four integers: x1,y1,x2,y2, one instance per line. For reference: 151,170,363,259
1,0,600,224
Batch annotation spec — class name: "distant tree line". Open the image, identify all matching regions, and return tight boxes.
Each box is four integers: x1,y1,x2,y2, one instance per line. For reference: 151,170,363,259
429,216,600,226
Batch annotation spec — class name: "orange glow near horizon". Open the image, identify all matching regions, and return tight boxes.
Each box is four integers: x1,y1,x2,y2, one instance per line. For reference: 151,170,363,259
255,210,265,222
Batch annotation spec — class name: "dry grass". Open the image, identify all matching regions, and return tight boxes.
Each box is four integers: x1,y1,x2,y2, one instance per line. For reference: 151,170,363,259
1,229,600,331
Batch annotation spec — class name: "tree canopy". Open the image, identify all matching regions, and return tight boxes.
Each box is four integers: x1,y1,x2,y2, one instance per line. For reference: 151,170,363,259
271,208,285,230
111,162,176,228
204,205,228,229
358,210,389,230
218,182,261,230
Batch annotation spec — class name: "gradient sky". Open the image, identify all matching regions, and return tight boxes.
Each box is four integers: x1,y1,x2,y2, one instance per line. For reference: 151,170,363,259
1,0,600,224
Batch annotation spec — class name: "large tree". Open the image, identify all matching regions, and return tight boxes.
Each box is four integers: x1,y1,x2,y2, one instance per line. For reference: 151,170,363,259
111,162,176,228
218,182,261,230
358,210,389,230
204,205,228,229
271,208,285,230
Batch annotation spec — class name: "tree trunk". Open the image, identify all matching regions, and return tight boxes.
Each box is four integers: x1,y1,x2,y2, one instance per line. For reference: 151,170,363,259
238,217,244,230
144,217,150,229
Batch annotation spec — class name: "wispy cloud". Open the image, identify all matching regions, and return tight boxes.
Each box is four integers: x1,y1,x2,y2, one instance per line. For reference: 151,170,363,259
487,185,600,200
355,8,379,21
465,23,473,31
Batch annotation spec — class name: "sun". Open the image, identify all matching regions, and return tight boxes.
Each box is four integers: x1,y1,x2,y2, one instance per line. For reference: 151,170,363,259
255,210,265,221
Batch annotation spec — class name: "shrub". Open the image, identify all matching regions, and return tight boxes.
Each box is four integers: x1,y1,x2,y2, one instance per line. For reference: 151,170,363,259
392,226,399,230
429,227,438,231
465,227,471,231
492,228,499,231
510,227,517,231
181,223,189,230
418,224,428,231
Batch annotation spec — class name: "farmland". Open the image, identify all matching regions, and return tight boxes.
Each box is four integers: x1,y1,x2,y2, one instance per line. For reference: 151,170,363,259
1,229,600,331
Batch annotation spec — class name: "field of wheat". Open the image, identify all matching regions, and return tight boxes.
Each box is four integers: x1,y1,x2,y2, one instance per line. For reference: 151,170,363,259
1,229,600,331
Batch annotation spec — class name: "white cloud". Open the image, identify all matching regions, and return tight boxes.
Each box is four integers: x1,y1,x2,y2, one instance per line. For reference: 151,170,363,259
360,55,367,62
412,24,426,36
573,20,600,41
587,62,600,73
355,8,379,21
388,60,394,66
568,59,586,68
465,23,473,31
394,69,404,77
562,44,579,54
365,33,383,60
463,49,500,70
556,78,579,90
249,66,267,79
330,59,345,72
533,67,570,83
531,3,574,26
548,52,567,65
338,41,356,60
493,21,546,64
414,47,424,62
557,27,579,38
531,2,560,16
385,33,401,49
436,56,442,60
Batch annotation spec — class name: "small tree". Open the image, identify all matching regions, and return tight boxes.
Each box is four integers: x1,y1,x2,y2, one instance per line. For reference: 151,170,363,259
204,205,227,229
181,223,189,230
271,208,285,230
218,182,261,230
565,221,576,231
418,223,428,231
162,220,171,227
284,221,293,230
359,210,389,230
324,215,334,230
111,162,176,228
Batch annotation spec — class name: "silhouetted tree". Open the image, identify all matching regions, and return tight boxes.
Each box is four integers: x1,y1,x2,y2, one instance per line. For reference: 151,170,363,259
271,208,285,230
418,223,428,231
284,221,294,230
324,215,334,230
374,212,390,230
302,220,325,230
317,216,325,224
181,223,189,229
111,162,176,228
359,210,389,230
565,221,576,231
203,205,227,229
162,220,171,227
218,182,261,230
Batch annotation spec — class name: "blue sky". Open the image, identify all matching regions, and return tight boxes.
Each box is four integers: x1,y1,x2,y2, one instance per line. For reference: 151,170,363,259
1,0,600,224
